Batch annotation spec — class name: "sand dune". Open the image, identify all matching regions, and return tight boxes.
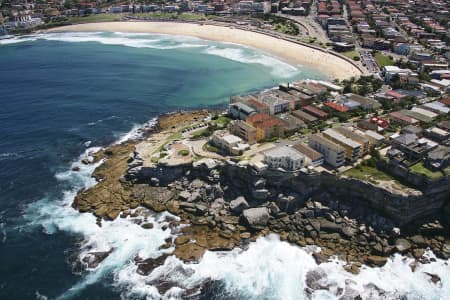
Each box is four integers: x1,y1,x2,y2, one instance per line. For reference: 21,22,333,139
48,21,363,80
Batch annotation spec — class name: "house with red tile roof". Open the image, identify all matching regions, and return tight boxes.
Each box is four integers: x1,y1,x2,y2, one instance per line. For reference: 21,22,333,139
303,105,329,119
324,102,349,112
389,111,420,125
246,113,285,141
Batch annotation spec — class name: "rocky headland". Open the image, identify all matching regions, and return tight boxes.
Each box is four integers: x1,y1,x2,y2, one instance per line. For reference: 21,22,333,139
73,110,450,285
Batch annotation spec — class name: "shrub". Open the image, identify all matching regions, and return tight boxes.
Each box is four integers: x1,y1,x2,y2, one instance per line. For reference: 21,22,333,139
178,149,190,156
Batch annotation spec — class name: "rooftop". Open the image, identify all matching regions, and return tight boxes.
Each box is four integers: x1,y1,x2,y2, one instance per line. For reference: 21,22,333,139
293,143,324,161
309,133,345,153
324,128,361,149
264,145,305,161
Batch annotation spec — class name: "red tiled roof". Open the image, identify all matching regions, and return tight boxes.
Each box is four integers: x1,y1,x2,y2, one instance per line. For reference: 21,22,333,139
304,105,329,118
246,99,268,110
439,98,450,106
246,113,283,129
385,90,405,99
389,111,419,124
324,102,349,112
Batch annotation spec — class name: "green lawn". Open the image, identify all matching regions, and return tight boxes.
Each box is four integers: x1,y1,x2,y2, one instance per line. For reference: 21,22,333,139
343,50,360,60
344,165,394,182
212,116,231,128
374,53,394,67
410,162,444,180
67,14,122,23
133,12,211,21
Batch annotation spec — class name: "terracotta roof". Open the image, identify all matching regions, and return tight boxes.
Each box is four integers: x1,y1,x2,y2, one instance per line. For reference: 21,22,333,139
246,99,269,110
325,102,349,112
385,90,405,99
439,98,450,106
304,105,329,118
246,113,283,130
389,111,419,124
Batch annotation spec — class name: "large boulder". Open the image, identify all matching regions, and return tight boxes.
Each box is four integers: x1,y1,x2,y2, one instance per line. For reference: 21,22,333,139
229,196,249,214
395,239,412,253
242,207,270,229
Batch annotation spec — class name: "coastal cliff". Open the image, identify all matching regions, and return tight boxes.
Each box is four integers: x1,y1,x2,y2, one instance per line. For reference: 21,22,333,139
73,111,450,278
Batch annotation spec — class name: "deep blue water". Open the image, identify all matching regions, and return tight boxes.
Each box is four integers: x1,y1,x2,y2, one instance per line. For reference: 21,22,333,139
0,32,322,299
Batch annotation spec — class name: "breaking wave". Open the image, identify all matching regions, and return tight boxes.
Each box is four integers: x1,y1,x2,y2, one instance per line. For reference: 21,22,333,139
21,118,450,300
203,45,299,78
0,31,300,78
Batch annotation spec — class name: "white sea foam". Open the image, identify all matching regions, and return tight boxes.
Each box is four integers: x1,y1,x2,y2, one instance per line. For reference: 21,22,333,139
203,45,299,78
0,152,21,161
23,118,449,299
113,117,157,145
1,32,301,79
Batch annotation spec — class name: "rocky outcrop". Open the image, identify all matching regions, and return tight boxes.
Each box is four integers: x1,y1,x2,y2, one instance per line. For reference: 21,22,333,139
74,111,449,272
242,207,270,230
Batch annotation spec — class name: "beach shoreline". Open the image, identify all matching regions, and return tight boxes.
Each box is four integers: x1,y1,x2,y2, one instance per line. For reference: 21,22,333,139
46,21,363,80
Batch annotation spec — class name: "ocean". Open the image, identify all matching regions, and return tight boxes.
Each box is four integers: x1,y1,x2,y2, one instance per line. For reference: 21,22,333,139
0,31,448,300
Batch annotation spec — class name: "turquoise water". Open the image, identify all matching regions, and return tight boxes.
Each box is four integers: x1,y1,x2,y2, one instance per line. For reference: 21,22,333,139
0,32,448,300
0,31,322,299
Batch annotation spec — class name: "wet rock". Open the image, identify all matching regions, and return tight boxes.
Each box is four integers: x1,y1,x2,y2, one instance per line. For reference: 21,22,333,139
81,249,113,269
240,232,251,239
424,272,441,284
242,207,270,230
195,204,208,215
141,223,154,229
410,235,427,247
72,166,81,172
395,239,412,253
106,209,121,220
252,189,269,201
253,178,266,189
179,191,191,201
312,252,330,264
341,226,357,238
229,196,249,214
318,218,342,233
81,158,90,165
367,255,387,267
173,243,206,262
412,248,425,259
175,236,191,245
305,268,331,292
136,254,168,276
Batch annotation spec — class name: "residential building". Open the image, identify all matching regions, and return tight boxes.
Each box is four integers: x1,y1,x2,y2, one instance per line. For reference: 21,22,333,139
389,111,420,125
275,114,305,134
211,130,250,155
264,146,306,171
258,92,290,115
229,120,257,144
323,128,361,162
425,127,450,143
363,130,385,148
303,105,328,119
426,146,450,171
308,133,345,167
345,93,382,110
390,133,438,161
333,126,370,156
291,109,318,124
246,113,285,141
229,102,256,120
293,143,324,166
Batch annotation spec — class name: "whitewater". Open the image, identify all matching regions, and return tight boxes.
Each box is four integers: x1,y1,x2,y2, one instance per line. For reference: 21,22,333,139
0,31,301,78
20,121,449,300
0,31,447,299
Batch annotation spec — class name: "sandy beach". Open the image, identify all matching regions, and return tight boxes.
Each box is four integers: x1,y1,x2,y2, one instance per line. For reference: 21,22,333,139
48,21,363,80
